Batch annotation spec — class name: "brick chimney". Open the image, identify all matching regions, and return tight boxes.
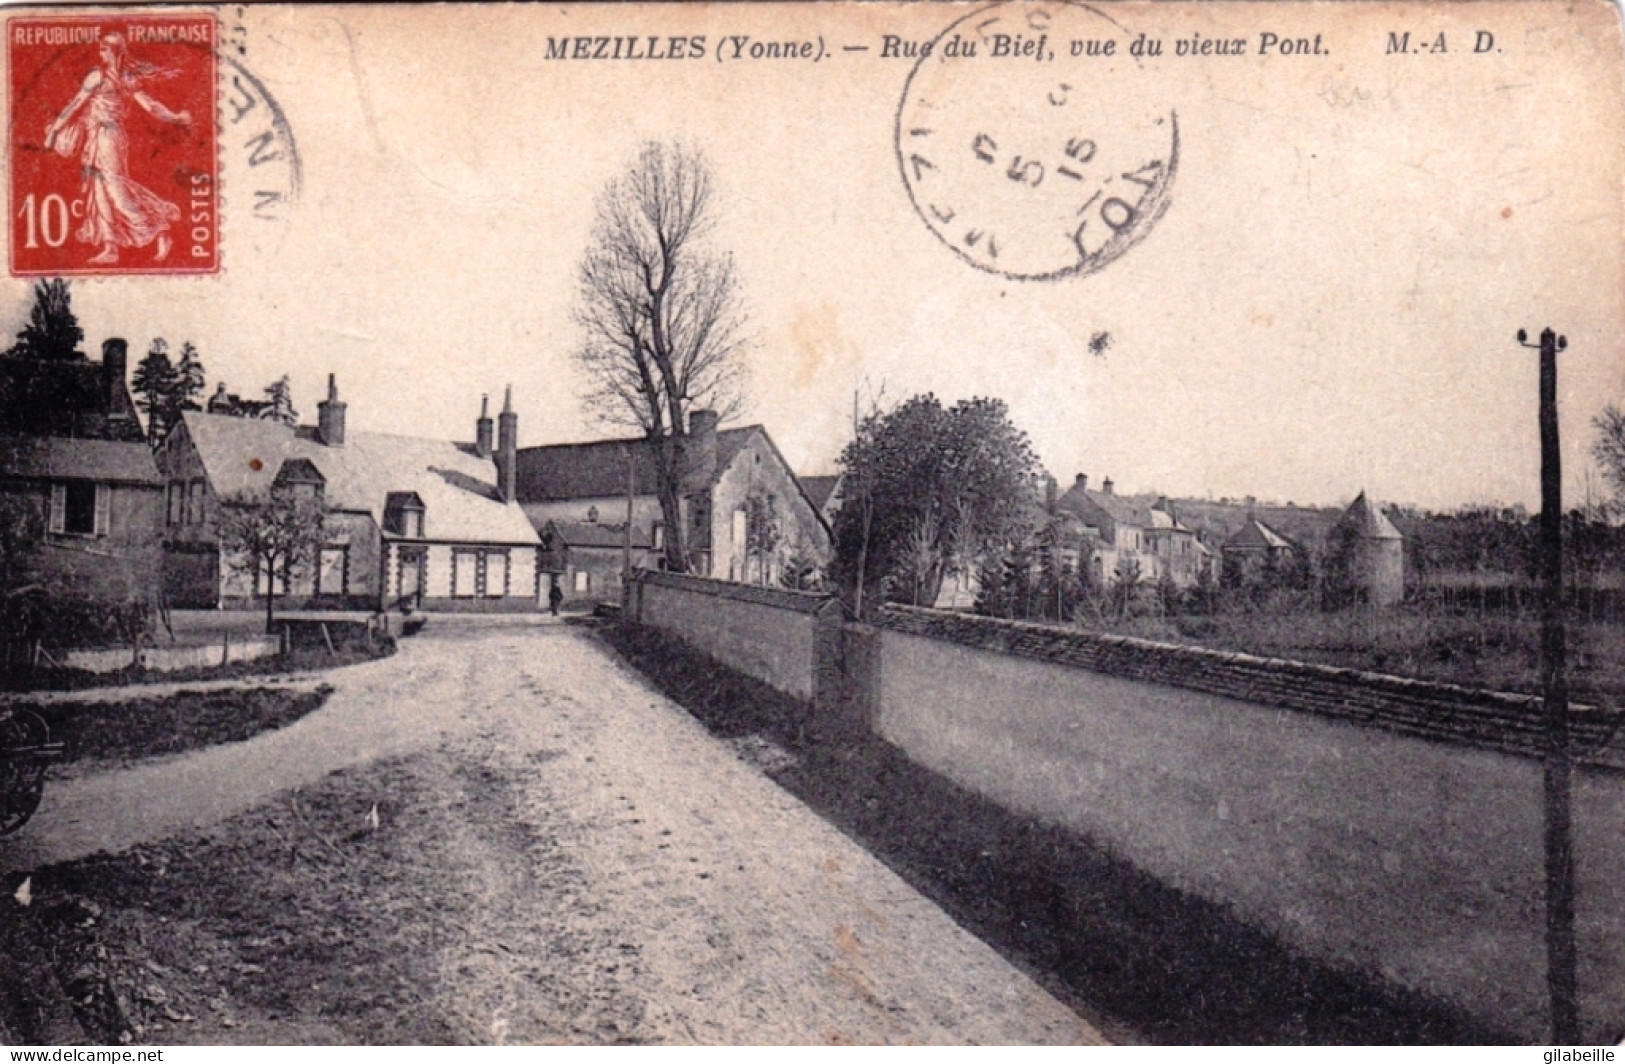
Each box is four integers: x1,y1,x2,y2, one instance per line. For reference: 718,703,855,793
475,394,493,459
317,373,346,447
1102,477,1114,496
1075,473,1088,492
683,409,719,492
101,338,128,415
495,385,517,504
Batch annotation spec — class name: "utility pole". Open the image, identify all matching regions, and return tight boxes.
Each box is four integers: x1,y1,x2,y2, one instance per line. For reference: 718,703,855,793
1517,326,1578,1043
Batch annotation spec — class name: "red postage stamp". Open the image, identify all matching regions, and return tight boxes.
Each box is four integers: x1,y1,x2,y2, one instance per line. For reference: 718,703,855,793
8,13,217,277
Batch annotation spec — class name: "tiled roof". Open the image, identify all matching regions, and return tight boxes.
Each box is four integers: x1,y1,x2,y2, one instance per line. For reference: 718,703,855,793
1056,485,1189,532
0,436,162,485
545,519,654,549
799,474,841,512
1224,518,1295,551
178,411,540,545
1336,491,1404,541
514,427,758,502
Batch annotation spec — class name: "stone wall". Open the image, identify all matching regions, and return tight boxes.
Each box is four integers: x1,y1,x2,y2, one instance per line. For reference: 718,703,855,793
865,607,1625,1041
876,606,1622,769
626,570,842,710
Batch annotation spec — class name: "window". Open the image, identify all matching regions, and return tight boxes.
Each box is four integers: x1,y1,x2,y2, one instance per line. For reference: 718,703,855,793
574,570,589,592
256,565,288,596
453,551,479,598
188,479,205,524
652,522,664,550
319,548,347,595
50,482,107,536
167,482,182,525
485,551,508,598
402,509,423,538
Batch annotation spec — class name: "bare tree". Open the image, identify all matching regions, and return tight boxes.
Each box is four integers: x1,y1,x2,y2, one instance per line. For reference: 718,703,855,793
216,487,326,633
574,142,749,571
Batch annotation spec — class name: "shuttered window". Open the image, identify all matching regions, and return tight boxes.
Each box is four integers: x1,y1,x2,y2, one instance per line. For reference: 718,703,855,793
51,482,105,536
453,551,479,598
485,551,507,598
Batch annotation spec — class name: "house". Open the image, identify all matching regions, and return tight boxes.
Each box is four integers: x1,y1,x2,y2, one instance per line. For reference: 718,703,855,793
156,377,544,612
514,411,831,601
538,518,655,608
1221,517,1298,584
1054,474,1211,588
0,338,164,607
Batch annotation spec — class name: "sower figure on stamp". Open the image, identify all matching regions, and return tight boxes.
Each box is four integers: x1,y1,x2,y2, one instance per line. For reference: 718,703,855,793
43,32,191,265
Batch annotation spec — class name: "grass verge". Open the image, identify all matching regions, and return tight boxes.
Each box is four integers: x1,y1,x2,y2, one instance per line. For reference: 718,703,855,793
18,685,332,768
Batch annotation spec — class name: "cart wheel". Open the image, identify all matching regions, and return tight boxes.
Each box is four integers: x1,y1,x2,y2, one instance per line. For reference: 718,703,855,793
0,709,51,837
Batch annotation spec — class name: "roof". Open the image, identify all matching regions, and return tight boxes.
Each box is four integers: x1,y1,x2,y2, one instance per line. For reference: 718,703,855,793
1056,484,1190,532
799,474,841,512
1336,491,1404,541
1224,518,1295,551
513,427,758,502
177,411,540,545
0,435,162,485
544,519,654,549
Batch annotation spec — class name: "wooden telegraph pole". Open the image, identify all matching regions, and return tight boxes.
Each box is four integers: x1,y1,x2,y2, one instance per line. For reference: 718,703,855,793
1517,326,1578,1043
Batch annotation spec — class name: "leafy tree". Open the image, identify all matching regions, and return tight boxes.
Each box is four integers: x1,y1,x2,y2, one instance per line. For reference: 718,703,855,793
1593,404,1625,516
262,375,297,426
1109,557,1143,620
216,486,326,633
5,279,84,362
573,142,750,572
832,393,1040,615
131,339,178,446
744,490,781,586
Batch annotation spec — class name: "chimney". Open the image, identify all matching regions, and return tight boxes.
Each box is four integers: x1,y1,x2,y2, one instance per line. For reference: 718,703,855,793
683,409,719,492
1044,474,1057,514
496,385,518,504
101,338,128,414
1102,477,1114,496
475,394,493,459
317,373,346,446
1075,473,1088,492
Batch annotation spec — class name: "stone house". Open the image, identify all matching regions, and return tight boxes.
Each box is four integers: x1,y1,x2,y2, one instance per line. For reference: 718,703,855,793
1221,517,1298,584
1055,474,1211,588
155,378,543,612
0,338,164,607
538,518,656,608
514,411,831,599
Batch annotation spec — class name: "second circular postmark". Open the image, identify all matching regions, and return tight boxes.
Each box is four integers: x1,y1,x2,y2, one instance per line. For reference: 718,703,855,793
896,2,1178,282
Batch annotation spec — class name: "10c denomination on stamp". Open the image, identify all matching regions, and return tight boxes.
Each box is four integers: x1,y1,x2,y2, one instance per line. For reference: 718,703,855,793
897,2,1177,282
9,13,219,277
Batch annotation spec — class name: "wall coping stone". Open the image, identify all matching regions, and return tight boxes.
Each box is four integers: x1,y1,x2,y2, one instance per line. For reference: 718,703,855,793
632,569,840,617
878,605,1622,769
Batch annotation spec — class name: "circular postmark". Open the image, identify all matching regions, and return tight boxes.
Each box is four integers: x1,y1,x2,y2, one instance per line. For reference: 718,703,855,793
220,56,302,227
896,2,1177,282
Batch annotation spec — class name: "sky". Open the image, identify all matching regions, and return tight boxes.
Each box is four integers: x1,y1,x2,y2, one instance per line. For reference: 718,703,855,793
5,1,1622,512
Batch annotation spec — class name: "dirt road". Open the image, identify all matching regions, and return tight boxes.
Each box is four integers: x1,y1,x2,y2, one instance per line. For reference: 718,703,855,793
2,623,1101,1044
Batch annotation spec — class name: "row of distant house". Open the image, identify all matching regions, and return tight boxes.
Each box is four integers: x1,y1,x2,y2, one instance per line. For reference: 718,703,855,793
0,332,1406,619
0,336,831,616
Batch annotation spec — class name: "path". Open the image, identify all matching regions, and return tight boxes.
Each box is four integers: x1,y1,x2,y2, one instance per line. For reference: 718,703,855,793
1,623,1101,1044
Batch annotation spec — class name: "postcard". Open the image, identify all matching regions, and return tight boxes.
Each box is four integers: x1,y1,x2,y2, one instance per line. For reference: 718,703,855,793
0,1,1621,1048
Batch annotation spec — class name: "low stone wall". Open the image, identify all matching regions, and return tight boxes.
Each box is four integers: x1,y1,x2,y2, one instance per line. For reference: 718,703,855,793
61,635,282,674
626,570,842,710
877,606,1624,770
